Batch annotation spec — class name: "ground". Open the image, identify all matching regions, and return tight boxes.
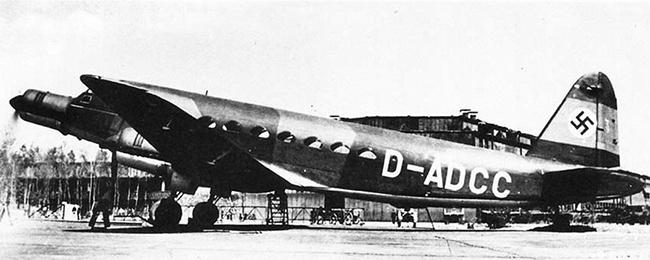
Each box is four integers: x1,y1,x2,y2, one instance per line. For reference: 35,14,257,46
1,211,650,259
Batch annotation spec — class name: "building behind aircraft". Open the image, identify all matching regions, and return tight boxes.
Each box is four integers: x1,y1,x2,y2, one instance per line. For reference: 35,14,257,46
9,101,647,223
9,71,647,228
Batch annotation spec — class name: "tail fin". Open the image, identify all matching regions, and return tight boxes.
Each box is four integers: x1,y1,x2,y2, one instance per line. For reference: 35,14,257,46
526,72,619,167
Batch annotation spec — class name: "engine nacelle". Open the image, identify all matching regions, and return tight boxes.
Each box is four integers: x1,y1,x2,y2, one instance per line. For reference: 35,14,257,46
116,127,160,158
115,152,198,194
10,90,72,121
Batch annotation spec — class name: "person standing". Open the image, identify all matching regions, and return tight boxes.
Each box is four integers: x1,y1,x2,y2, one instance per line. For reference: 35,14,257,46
89,182,113,229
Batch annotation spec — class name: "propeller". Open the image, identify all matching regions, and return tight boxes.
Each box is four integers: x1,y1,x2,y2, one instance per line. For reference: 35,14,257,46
9,95,24,125
11,110,20,122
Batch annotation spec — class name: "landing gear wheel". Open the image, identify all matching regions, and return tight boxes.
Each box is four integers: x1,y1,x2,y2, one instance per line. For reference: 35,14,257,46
192,202,219,227
151,198,182,228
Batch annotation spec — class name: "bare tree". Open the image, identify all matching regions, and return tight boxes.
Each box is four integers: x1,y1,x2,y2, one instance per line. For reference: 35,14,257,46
0,132,15,205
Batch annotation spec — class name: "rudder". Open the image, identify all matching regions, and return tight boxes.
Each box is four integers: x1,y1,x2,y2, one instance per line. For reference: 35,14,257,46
526,72,619,167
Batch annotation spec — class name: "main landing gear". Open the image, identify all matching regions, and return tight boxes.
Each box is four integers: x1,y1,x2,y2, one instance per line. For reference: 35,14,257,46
550,205,571,228
530,205,596,232
149,193,182,228
148,191,222,229
191,195,220,228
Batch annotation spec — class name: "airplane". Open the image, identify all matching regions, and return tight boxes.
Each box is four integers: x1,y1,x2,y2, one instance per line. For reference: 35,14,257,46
10,72,646,229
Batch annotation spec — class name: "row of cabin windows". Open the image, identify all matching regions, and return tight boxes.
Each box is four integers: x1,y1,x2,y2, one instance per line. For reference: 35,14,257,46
278,130,378,159
220,120,377,160
222,120,271,139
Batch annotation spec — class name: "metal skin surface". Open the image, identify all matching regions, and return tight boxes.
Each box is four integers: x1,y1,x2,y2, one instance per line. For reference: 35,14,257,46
70,74,644,208
11,90,160,158
8,73,645,209
528,72,619,167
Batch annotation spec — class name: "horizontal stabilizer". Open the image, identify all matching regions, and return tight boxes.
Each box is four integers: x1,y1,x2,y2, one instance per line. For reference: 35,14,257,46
541,167,644,204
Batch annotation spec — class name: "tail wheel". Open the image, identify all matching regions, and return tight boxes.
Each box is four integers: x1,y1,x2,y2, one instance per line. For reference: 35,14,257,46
152,198,182,228
192,202,219,227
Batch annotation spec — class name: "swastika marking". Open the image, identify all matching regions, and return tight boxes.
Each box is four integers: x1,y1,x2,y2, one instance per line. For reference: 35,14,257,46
570,111,594,135
568,108,597,138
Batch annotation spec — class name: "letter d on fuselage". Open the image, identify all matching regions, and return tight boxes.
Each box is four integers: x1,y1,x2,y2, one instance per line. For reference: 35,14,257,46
381,149,403,178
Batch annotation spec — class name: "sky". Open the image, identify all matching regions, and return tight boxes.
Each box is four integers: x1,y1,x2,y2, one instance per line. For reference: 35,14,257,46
1,1,649,173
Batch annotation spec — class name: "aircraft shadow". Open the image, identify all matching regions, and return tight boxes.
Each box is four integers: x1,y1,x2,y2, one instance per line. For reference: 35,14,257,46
63,224,540,234
64,224,308,234
528,224,596,233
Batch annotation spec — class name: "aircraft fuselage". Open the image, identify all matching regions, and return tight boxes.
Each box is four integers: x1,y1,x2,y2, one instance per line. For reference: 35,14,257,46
115,81,580,208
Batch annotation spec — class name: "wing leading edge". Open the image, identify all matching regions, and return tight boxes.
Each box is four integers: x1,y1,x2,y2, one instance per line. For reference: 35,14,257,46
80,74,289,194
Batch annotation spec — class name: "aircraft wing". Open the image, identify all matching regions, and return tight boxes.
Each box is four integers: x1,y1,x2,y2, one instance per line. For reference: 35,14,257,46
79,75,435,200
80,75,319,193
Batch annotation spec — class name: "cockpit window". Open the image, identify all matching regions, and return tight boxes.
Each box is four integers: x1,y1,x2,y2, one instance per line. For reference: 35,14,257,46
304,136,323,150
222,120,242,133
357,147,377,160
330,142,350,154
251,126,270,139
80,94,93,104
277,131,295,143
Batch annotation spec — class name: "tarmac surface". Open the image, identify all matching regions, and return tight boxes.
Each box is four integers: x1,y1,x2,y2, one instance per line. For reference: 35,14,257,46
1,216,650,259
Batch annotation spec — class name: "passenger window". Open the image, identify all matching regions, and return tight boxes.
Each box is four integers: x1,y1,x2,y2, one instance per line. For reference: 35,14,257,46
198,116,218,129
330,142,350,154
250,126,270,139
222,120,242,133
304,137,323,150
357,148,377,160
277,131,295,143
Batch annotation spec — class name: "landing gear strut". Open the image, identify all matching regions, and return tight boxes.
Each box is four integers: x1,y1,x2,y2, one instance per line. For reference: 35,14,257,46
531,205,594,232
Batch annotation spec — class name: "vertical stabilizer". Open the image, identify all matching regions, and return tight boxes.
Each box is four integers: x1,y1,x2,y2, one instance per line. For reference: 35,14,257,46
527,72,619,167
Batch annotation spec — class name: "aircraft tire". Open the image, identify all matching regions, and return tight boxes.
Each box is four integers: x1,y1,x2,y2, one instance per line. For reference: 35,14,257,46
192,202,219,227
153,198,182,228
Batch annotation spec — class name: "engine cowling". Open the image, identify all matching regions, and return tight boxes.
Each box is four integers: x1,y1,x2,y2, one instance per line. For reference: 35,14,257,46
115,152,198,194
116,127,160,158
